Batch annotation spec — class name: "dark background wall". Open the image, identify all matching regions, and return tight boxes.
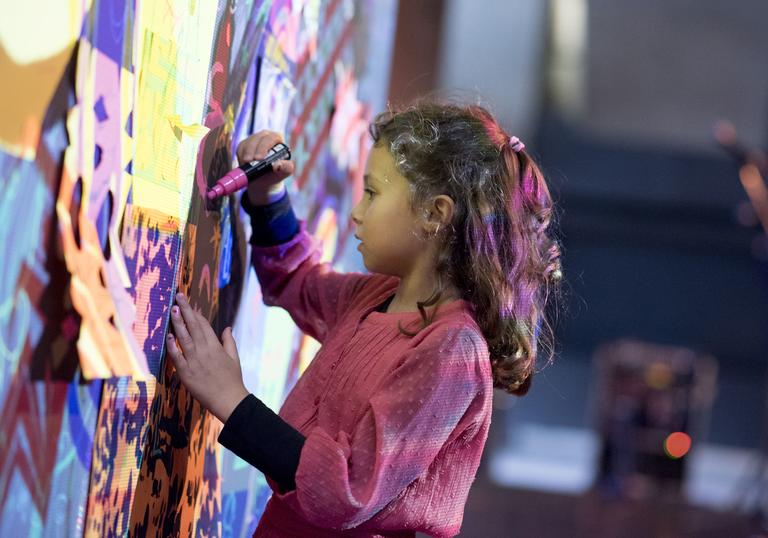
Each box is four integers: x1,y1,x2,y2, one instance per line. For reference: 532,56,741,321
534,114,768,448
390,0,768,449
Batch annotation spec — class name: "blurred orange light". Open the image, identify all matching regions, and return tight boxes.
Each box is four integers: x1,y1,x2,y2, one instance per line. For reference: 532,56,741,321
664,432,691,459
645,361,673,389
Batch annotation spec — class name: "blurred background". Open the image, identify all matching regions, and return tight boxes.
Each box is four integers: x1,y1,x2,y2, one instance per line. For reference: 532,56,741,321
387,1,768,536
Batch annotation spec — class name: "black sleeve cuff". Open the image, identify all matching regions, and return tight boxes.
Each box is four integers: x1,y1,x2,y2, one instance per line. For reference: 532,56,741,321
240,189,301,247
218,394,305,491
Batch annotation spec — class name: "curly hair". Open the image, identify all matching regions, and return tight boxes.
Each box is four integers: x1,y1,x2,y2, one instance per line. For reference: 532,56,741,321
369,100,563,395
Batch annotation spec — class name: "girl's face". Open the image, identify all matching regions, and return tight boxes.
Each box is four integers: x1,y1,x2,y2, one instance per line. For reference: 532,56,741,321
350,144,427,276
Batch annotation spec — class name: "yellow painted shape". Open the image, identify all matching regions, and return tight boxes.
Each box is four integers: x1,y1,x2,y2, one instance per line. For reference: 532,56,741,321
129,1,217,217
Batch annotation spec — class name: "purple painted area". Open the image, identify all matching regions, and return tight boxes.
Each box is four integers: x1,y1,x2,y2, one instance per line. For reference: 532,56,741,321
89,50,121,223
67,378,102,468
120,470,133,532
217,201,232,287
93,0,127,67
265,0,293,38
124,382,148,461
94,96,108,122
246,486,272,537
221,490,247,538
121,207,180,377
89,378,150,535
91,380,117,502
196,445,222,537
94,144,102,168
125,111,132,137
42,121,69,161
144,229,180,376
121,221,139,298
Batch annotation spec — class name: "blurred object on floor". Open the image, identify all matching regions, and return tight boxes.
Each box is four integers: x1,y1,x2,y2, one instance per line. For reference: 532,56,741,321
488,421,763,512
592,339,718,501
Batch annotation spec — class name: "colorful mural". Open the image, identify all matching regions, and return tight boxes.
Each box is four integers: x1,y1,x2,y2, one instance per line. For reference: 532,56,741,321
0,0,395,536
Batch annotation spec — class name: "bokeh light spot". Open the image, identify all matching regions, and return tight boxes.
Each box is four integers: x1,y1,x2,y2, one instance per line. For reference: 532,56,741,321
664,432,691,459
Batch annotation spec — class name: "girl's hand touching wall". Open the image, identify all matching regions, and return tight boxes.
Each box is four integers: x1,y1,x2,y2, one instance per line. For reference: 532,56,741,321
166,293,250,423
236,130,295,205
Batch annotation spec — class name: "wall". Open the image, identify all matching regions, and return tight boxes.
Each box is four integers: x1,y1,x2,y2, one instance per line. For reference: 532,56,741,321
0,1,396,536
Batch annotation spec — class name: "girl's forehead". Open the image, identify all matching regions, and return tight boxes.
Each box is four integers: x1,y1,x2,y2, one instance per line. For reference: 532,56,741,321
365,144,402,184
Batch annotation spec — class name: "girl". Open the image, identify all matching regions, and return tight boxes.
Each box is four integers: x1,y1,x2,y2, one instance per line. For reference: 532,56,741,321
167,101,562,537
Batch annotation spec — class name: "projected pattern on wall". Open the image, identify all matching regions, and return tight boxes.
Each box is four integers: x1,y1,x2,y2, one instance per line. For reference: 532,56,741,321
0,0,392,536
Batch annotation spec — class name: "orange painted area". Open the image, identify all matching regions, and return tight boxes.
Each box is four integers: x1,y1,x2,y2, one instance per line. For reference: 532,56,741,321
0,43,74,157
128,338,222,536
56,165,152,378
86,379,157,537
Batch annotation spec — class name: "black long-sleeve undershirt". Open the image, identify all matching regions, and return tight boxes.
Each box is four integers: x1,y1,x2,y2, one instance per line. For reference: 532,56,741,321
218,394,305,492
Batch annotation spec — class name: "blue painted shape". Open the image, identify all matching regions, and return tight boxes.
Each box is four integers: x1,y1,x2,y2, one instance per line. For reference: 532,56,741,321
218,199,232,288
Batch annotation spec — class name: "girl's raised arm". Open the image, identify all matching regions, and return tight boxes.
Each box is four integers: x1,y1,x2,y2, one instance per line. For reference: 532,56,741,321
244,191,372,343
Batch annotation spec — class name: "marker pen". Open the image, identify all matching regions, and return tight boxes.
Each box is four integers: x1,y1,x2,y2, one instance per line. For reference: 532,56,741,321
207,142,291,200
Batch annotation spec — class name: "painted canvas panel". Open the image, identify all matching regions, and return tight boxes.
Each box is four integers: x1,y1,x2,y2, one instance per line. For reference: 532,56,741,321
0,0,395,535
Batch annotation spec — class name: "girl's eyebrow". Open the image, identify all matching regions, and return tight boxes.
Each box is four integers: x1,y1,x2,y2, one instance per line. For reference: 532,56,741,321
363,174,380,187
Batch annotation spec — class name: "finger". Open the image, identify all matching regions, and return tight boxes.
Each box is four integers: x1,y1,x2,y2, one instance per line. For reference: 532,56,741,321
175,293,203,346
170,304,194,350
236,135,260,165
165,334,189,372
221,327,241,364
237,131,284,164
195,309,220,347
253,131,285,162
272,159,294,179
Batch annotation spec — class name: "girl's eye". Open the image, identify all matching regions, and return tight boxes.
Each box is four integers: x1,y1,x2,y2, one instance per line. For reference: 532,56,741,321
364,188,376,199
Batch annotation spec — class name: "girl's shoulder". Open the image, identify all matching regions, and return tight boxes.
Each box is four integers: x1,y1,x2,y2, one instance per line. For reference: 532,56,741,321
412,302,489,363
407,317,493,391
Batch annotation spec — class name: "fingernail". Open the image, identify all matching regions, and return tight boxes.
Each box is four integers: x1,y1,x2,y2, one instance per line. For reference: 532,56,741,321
176,292,185,301
172,306,179,316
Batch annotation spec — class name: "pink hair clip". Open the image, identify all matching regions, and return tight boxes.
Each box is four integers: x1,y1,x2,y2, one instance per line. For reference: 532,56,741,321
508,136,525,152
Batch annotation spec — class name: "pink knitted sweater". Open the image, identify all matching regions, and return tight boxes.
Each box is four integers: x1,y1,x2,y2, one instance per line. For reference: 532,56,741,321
250,223,493,537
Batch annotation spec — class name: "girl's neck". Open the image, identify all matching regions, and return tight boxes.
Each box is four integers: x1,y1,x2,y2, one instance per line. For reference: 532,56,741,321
384,239,460,313
386,275,461,314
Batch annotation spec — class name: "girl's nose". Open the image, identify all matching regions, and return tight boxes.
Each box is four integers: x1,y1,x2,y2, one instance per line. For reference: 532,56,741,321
350,203,362,225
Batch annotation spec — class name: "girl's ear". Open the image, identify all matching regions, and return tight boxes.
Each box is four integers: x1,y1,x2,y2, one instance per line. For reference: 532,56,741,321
422,194,455,235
